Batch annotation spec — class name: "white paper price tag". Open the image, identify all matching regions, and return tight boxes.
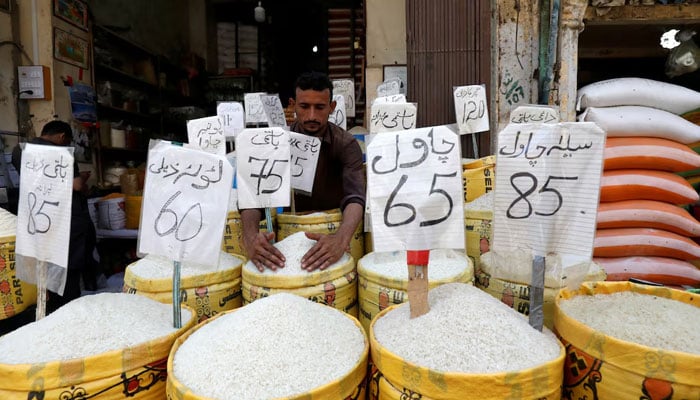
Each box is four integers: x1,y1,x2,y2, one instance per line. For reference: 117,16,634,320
288,132,321,194
260,94,287,128
139,141,233,265
367,126,465,252
217,101,245,137
492,122,605,262
187,116,225,155
373,94,407,105
453,84,490,134
235,127,291,209
244,92,267,124
377,78,401,97
509,105,560,124
369,102,417,134
329,94,347,130
333,79,355,117
16,144,73,269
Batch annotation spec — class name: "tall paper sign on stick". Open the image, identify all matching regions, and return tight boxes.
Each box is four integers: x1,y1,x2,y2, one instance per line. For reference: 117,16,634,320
217,101,245,137
329,94,347,130
492,122,605,261
236,127,291,209
260,94,288,128
15,144,73,294
244,92,267,125
453,84,490,134
369,102,417,134
288,131,321,194
139,141,233,265
187,116,226,155
332,79,355,117
367,126,465,252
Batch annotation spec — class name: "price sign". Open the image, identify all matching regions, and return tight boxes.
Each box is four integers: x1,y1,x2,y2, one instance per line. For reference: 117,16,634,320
510,105,559,124
453,84,489,134
260,94,287,128
329,94,347,130
187,116,225,155
367,126,465,252
369,102,417,134
288,132,321,194
377,78,401,97
15,144,73,275
235,127,291,208
373,94,407,105
139,141,233,265
332,79,355,117
217,101,245,137
244,92,267,124
492,122,605,261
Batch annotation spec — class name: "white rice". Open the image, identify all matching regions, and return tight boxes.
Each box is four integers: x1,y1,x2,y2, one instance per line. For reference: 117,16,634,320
0,293,191,364
128,251,244,279
173,293,365,399
243,231,350,276
359,249,472,281
373,283,561,373
0,208,17,237
464,191,494,211
559,290,700,354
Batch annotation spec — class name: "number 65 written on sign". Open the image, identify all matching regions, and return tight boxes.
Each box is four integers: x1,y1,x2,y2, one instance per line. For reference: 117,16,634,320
384,172,457,227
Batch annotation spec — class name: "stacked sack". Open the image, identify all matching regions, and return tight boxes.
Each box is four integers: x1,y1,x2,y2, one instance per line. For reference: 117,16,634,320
578,77,700,287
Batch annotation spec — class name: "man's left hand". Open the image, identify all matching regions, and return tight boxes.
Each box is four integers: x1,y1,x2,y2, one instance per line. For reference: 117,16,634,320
301,232,350,272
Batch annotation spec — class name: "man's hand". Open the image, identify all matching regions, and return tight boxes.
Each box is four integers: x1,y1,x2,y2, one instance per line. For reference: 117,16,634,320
244,231,286,272
301,232,349,272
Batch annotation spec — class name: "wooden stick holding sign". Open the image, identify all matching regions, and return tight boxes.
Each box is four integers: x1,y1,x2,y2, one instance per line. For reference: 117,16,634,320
14,143,74,320
491,122,605,331
367,126,465,318
236,127,291,241
139,140,234,327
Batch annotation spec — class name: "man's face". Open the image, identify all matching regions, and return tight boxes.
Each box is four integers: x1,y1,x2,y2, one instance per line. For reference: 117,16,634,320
291,88,336,135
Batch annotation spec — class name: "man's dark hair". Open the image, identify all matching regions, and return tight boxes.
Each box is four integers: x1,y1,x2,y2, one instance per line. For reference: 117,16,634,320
41,120,73,141
295,71,334,101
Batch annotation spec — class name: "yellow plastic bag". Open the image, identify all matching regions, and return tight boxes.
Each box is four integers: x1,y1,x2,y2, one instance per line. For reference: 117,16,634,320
463,209,492,267
0,236,36,320
221,210,275,257
555,282,700,399
462,155,495,202
0,305,196,400
369,304,565,400
277,209,365,263
166,305,369,400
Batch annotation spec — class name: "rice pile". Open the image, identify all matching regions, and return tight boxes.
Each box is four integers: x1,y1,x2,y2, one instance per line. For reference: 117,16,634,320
360,249,470,281
0,208,17,237
0,293,191,364
373,283,561,373
172,293,366,399
464,191,493,211
243,231,350,276
559,291,700,354
129,252,244,279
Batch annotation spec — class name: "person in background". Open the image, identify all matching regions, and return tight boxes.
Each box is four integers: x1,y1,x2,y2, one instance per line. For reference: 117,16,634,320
11,120,98,313
241,71,365,273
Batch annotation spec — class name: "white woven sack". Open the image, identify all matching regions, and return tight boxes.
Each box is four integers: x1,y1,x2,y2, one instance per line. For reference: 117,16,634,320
576,78,700,115
579,106,700,144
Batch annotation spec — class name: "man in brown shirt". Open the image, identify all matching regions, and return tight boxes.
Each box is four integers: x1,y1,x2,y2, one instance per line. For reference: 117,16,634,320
241,72,365,272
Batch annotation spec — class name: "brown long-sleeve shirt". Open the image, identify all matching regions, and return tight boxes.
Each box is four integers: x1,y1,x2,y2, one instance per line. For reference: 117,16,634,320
288,121,365,212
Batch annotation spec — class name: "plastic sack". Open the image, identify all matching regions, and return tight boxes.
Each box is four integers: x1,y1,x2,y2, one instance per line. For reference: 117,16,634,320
666,30,699,78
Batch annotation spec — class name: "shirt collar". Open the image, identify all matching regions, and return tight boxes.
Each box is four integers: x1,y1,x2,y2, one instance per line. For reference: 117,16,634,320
290,121,333,144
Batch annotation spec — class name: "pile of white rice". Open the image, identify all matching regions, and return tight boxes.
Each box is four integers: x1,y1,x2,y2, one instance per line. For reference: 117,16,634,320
243,231,350,276
559,291,700,354
0,293,191,364
360,249,471,281
173,293,365,399
373,283,561,373
0,208,17,237
464,191,494,211
128,252,244,279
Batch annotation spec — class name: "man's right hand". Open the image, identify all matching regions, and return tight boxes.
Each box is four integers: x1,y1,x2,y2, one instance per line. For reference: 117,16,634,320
244,231,286,272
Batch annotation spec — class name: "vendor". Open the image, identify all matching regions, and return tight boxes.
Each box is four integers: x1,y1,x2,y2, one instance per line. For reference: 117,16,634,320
241,71,365,273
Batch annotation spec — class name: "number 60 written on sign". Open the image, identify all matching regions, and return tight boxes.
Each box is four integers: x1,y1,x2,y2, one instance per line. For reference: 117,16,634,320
154,191,203,241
